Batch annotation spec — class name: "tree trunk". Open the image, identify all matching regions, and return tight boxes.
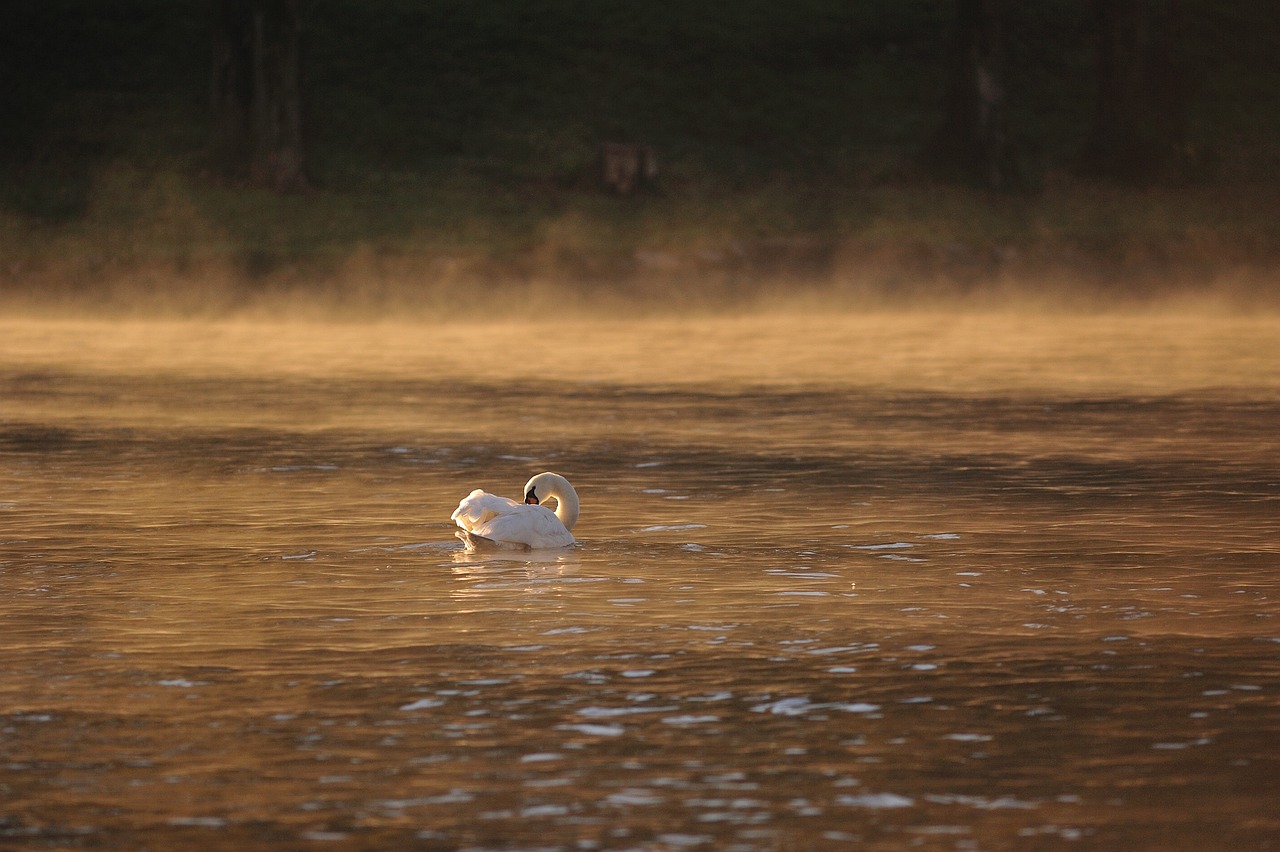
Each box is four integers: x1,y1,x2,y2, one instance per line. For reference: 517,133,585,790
211,0,307,192
925,0,1017,191
1084,0,1191,182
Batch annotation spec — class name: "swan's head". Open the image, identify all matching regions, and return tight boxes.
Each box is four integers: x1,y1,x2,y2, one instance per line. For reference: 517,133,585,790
522,472,579,531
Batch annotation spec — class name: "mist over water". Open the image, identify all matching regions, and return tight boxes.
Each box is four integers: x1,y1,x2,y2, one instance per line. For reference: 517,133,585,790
2,310,1278,849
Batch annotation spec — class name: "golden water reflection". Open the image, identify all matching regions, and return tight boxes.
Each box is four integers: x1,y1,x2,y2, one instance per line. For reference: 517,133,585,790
1,311,1277,848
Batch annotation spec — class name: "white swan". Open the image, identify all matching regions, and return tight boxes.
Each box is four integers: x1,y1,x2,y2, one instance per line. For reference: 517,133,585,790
451,472,579,551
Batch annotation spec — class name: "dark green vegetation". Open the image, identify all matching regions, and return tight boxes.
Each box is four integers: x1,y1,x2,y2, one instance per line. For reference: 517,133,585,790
2,0,1278,311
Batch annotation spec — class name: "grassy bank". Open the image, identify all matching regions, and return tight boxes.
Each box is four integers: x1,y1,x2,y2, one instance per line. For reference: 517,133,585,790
1,1,1277,314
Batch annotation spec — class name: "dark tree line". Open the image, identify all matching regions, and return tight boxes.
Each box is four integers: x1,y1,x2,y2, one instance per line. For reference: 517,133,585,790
210,0,1216,194
211,0,308,192
1084,0,1199,183
927,0,1205,190
925,0,1017,190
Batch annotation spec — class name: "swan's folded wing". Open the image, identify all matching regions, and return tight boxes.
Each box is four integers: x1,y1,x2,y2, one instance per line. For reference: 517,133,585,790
451,489,520,532
477,504,575,549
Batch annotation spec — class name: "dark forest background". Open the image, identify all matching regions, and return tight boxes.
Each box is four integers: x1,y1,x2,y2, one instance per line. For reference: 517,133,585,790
1,0,1277,309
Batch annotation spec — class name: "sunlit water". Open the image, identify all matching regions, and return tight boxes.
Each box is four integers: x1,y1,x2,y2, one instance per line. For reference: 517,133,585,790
2,312,1278,849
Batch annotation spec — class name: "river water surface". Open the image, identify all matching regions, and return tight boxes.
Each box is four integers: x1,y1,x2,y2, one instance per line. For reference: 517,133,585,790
1,312,1278,849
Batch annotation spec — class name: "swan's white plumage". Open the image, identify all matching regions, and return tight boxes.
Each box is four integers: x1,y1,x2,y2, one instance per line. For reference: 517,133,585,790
451,472,578,551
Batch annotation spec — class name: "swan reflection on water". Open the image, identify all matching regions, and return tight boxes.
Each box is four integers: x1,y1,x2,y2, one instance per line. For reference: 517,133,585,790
449,547,582,569
447,549,584,602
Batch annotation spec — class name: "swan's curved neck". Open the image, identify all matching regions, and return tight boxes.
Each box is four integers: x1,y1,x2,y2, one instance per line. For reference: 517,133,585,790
527,472,579,531
549,484,579,531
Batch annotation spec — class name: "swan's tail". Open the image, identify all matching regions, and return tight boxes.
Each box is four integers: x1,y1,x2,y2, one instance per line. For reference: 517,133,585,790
455,528,531,553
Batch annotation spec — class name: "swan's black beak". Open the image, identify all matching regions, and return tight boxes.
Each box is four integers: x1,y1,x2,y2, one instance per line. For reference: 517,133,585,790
524,488,539,505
